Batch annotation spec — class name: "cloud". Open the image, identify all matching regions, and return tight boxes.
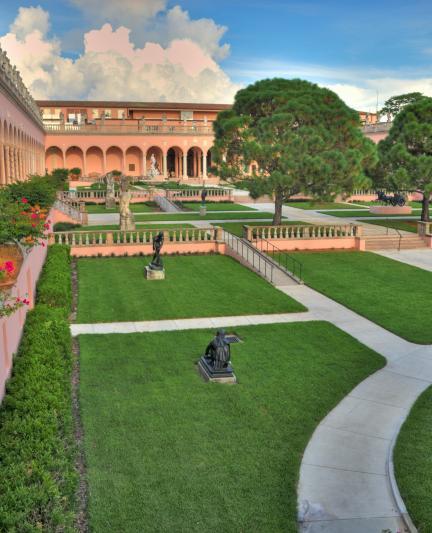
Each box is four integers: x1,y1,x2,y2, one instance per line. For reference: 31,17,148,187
69,0,229,60
10,5,50,40
0,8,240,102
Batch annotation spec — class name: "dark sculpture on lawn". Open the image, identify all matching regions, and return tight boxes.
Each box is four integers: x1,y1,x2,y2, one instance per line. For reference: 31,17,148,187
201,188,208,205
149,231,164,270
376,191,406,207
204,329,231,370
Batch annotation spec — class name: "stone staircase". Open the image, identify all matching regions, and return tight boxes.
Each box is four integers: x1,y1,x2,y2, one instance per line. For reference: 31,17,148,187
364,234,428,250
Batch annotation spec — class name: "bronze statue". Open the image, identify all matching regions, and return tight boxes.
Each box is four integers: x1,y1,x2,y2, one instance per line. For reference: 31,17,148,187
149,231,164,270
201,188,208,205
205,329,231,370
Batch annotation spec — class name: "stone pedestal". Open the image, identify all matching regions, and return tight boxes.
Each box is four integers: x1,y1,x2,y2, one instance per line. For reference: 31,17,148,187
198,356,237,384
120,213,136,231
369,206,412,215
105,196,116,209
145,266,165,280
200,206,207,217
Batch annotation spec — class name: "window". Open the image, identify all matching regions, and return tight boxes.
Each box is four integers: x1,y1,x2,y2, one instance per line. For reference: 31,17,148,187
117,109,126,119
181,110,193,121
92,109,99,119
104,109,112,118
128,164,135,171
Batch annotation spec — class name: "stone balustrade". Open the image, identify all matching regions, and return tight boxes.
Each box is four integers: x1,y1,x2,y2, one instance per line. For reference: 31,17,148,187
50,226,223,247
44,121,213,135
53,198,88,225
59,189,153,202
167,188,233,202
418,221,432,236
244,224,362,241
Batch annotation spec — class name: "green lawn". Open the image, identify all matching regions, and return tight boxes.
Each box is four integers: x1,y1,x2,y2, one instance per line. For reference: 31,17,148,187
285,251,432,343
135,212,276,222
285,201,364,210
86,202,159,214
363,219,418,233
395,385,432,532
79,322,385,533
319,210,422,218
77,255,305,323
181,202,255,212
77,223,197,232
216,221,307,237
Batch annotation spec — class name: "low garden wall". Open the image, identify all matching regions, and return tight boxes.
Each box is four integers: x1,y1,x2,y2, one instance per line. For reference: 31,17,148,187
418,221,432,248
167,188,233,203
244,224,365,251
0,238,48,400
49,227,227,257
60,190,153,204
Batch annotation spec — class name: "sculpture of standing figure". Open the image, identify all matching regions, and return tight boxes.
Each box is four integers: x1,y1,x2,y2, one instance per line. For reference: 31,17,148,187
104,172,116,209
149,231,164,270
201,188,208,205
205,329,231,370
148,153,160,178
119,175,135,230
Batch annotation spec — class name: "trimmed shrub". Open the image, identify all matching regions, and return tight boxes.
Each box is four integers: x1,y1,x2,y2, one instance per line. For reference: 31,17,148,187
0,246,77,531
37,245,72,312
53,222,82,232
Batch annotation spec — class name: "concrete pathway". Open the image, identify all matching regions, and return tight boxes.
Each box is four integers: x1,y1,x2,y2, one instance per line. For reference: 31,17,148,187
375,249,432,272
277,284,431,533
70,311,313,336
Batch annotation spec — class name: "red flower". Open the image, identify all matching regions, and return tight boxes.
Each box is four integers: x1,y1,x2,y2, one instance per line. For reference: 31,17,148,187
21,197,28,204
4,261,14,273
31,213,38,219
43,223,50,229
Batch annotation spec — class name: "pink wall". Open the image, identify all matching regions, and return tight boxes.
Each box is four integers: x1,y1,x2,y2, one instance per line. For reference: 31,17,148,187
69,241,227,257
259,237,362,252
0,239,48,401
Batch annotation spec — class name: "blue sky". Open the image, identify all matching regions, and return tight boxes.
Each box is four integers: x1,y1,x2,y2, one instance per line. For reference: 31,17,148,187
1,0,432,109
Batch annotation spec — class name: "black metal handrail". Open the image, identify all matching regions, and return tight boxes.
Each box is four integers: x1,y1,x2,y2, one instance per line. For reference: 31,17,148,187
253,237,303,283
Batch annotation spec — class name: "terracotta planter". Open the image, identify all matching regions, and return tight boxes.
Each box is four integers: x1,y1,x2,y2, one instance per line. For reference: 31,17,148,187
0,244,24,291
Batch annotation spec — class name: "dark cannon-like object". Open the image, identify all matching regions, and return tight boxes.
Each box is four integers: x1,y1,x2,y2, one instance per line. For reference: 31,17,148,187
376,191,406,207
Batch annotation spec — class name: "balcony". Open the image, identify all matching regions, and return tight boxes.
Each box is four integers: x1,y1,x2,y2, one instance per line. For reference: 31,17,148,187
44,118,214,136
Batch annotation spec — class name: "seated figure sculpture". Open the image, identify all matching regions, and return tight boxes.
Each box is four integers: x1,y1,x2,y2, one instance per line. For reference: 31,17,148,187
204,329,231,370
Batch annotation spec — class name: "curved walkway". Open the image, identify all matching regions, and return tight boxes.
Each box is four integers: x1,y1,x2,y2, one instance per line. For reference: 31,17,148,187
277,284,431,533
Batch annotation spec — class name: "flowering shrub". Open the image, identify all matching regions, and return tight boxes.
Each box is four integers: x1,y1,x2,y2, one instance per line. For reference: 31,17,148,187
0,194,49,248
0,260,30,317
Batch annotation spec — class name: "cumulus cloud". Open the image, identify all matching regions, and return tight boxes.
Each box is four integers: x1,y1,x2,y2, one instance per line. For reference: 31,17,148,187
70,0,229,60
0,7,240,102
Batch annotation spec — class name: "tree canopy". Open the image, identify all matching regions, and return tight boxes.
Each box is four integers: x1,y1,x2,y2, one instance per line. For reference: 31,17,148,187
212,78,377,224
379,92,424,122
377,96,432,221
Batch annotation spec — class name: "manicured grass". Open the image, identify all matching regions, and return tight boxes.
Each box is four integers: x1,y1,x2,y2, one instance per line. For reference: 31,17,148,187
285,201,363,210
79,322,385,533
320,210,422,218
77,255,305,323
395,385,432,532
78,223,196,231
285,251,432,343
181,201,255,212
135,211,276,222
364,219,418,233
216,221,307,237
85,202,159,214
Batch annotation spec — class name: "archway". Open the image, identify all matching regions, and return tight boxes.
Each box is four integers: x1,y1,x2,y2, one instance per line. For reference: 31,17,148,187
187,146,203,178
145,146,163,177
46,146,64,173
86,146,104,176
167,146,183,179
106,146,123,173
125,146,143,176
65,146,84,173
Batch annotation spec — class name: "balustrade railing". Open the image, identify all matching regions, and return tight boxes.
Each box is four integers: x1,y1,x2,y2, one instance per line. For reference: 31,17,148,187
243,224,361,241
167,188,233,201
44,121,213,135
50,226,223,246
59,189,152,201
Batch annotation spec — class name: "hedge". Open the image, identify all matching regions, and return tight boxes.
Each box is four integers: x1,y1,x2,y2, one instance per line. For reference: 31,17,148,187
0,246,77,531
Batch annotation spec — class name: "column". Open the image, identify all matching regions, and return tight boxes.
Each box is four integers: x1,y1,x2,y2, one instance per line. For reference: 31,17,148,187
142,151,146,177
5,146,10,183
183,152,188,179
163,153,167,179
193,151,197,177
83,154,87,177
0,143,5,186
203,151,207,178
63,150,66,169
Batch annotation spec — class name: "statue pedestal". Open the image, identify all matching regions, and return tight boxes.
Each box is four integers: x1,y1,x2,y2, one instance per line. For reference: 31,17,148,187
198,356,237,384
199,206,207,217
105,197,116,209
145,266,165,280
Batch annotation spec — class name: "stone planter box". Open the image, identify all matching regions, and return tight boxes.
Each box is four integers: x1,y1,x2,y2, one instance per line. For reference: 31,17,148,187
369,206,412,215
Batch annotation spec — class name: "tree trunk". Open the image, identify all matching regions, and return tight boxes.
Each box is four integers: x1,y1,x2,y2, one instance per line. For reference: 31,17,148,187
421,193,430,222
273,192,283,225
